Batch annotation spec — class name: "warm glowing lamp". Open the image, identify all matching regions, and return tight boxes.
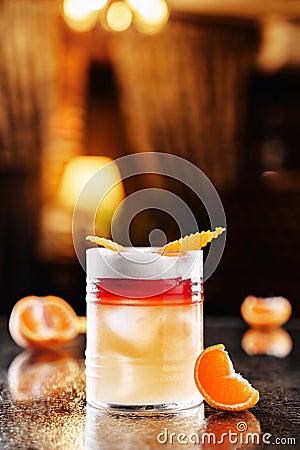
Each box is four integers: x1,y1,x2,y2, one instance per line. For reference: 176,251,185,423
58,156,125,237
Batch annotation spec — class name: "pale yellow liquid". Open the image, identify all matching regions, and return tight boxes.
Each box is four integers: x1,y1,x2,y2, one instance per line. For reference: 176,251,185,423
86,301,203,408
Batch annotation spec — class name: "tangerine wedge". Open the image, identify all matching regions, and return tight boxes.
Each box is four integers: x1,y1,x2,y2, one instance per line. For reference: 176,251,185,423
194,344,259,411
9,296,86,349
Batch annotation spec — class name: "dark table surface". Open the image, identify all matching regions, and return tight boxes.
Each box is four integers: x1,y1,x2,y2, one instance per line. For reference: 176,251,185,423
0,316,299,449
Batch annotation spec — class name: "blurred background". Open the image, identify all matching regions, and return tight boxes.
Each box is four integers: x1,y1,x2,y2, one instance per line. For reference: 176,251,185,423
0,0,299,317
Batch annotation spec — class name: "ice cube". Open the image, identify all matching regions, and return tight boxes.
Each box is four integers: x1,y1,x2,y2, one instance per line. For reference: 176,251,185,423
160,305,199,359
102,305,161,354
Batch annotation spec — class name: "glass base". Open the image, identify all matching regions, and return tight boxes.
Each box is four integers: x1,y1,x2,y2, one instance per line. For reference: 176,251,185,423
85,402,205,450
87,398,203,415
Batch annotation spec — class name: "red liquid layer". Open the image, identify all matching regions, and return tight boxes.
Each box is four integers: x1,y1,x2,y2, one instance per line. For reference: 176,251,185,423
88,278,201,305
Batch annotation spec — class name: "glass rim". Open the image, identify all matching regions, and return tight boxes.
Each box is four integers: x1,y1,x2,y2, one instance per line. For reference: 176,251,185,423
86,247,203,255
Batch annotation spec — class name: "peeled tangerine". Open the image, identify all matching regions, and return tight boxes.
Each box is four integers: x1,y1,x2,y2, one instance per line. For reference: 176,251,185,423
9,296,86,349
194,344,259,411
241,295,292,328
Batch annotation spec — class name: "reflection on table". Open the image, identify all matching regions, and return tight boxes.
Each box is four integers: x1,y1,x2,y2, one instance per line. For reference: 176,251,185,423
2,349,86,449
1,317,299,449
85,404,261,450
241,327,292,358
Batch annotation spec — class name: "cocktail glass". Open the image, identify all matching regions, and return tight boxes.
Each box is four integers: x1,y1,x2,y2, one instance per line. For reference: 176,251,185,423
85,247,203,412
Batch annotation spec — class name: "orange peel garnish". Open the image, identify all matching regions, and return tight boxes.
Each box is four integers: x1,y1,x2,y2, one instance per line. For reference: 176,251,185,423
86,236,127,252
157,227,225,254
86,228,225,254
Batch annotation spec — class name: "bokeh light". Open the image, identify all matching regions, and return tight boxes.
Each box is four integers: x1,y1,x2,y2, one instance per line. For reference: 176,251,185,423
87,0,108,11
106,2,133,32
132,0,169,34
63,0,107,32
63,0,169,34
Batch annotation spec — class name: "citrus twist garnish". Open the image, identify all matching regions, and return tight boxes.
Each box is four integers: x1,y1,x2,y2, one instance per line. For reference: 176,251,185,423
86,228,225,254
156,227,225,253
86,236,127,252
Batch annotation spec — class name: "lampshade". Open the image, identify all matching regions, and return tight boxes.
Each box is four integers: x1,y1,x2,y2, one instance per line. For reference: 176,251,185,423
58,156,125,236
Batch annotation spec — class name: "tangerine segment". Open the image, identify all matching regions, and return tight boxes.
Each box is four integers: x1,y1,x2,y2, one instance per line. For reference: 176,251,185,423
241,295,292,328
194,344,259,411
157,227,225,253
86,236,127,252
9,296,85,349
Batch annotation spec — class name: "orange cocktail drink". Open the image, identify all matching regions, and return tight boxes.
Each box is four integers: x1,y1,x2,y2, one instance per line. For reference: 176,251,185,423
85,247,203,412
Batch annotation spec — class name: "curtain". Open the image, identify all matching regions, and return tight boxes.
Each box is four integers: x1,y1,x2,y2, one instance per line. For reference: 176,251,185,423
0,0,56,312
